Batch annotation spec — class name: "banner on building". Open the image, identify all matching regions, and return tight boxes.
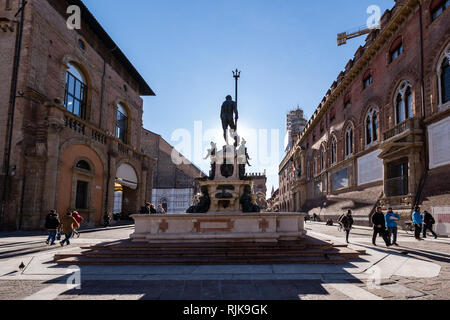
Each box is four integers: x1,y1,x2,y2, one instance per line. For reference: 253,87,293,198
357,149,383,186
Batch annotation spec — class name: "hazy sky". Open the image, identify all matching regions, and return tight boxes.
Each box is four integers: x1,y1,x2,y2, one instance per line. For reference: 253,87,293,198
83,0,394,193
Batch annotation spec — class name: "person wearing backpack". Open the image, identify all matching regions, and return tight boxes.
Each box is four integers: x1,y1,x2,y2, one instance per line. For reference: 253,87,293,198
339,210,354,244
422,210,438,239
44,210,60,246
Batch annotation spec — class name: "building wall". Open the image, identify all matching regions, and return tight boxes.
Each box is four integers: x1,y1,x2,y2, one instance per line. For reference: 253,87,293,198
277,0,450,224
0,0,155,229
141,129,206,213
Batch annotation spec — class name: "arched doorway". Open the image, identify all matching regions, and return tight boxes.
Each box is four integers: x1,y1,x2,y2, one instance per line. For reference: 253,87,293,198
114,163,138,218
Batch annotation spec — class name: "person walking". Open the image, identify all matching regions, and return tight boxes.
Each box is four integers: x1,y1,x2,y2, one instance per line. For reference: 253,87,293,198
385,207,400,246
423,210,438,239
71,211,83,238
59,212,80,247
412,206,424,241
103,211,112,228
156,204,166,214
339,210,354,244
44,210,60,246
372,207,391,247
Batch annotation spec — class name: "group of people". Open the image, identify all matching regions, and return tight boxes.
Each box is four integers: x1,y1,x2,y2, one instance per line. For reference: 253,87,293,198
140,202,166,214
338,206,438,246
44,209,83,247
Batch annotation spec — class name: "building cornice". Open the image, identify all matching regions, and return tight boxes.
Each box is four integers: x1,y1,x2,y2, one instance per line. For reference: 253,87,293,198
294,0,420,151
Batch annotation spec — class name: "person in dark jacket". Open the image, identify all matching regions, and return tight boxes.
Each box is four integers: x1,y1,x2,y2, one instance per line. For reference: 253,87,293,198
422,210,438,239
372,207,391,247
339,210,354,244
140,202,151,214
150,204,157,214
44,210,60,245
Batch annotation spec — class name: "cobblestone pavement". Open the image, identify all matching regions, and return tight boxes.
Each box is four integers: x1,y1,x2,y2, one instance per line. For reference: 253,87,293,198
305,222,450,300
0,223,448,300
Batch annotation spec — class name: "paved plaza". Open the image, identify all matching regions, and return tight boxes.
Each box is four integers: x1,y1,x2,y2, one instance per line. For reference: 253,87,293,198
0,222,448,300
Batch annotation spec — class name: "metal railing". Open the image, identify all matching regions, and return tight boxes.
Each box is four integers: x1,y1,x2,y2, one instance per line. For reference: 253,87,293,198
385,176,409,197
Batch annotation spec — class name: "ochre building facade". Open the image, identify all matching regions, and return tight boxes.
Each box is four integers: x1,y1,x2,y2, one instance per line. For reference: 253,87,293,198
0,0,156,230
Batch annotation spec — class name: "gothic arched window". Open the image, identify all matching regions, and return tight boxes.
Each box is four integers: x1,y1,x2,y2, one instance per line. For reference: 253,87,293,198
395,81,413,124
366,108,379,146
330,138,337,165
345,125,353,157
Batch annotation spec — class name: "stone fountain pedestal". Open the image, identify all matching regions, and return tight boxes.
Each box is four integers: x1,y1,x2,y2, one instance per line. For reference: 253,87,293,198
131,144,307,243
131,212,306,243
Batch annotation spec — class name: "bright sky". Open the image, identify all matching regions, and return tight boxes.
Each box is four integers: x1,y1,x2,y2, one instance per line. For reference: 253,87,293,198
83,0,394,194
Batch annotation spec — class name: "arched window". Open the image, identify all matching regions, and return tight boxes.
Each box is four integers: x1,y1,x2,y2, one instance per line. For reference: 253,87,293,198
345,125,353,157
395,81,413,124
330,138,337,165
320,146,325,171
366,108,379,146
363,70,373,89
438,45,450,107
390,37,403,63
116,104,129,144
65,62,87,119
76,160,91,171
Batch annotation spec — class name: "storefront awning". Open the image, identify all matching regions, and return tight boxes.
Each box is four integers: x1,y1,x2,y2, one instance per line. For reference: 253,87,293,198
116,164,138,190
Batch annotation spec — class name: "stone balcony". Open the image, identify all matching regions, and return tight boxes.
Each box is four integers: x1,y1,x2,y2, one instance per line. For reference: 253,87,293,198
382,117,422,142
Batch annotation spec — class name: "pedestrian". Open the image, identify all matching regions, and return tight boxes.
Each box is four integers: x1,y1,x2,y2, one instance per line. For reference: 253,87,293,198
422,210,438,239
412,206,424,241
156,204,166,214
150,204,157,214
339,210,354,244
140,202,151,214
385,207,400,246
372,207,391,247
103,211,112,227
44,210,60,246
71,211,83,238
59,211,80,247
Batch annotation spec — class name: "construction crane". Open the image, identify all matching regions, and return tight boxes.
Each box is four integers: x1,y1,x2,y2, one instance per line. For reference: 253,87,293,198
337,25,378,46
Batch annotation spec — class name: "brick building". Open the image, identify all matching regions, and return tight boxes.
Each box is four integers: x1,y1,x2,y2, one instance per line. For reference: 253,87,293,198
278,0,450,225
0,0,156,229
141,129,206,213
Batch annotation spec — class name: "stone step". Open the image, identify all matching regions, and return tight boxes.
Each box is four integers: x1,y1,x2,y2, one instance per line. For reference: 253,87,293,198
56,254,347,266
81,248,347,258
